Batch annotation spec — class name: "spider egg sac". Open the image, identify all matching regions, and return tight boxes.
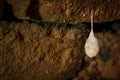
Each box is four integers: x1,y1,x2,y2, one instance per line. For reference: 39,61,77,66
85,30,99,58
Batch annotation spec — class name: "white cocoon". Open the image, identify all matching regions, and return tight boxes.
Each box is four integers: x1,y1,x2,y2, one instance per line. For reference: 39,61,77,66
85,30,99,58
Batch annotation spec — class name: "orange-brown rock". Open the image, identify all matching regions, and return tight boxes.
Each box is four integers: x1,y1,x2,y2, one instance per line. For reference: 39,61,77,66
38,0,120,23
4,0,120,23
0,21,88,80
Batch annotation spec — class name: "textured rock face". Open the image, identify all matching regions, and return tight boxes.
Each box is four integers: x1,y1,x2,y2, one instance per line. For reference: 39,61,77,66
4,0,120,22
0,0,120,79
0,21,120,80
0,21,88,80
38,0,120,23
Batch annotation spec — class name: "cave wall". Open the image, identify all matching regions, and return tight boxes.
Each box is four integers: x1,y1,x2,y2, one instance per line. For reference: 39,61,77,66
0,0,120,22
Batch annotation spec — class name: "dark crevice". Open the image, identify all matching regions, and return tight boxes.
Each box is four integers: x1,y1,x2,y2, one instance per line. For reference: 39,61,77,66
26,0,41,20
1,0,20,21
82,20,120,32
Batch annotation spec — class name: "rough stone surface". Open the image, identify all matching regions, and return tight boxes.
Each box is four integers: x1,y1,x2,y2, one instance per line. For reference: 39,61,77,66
4,0,120,22
0,21,88,80
38,0,120,23
0,21,120,80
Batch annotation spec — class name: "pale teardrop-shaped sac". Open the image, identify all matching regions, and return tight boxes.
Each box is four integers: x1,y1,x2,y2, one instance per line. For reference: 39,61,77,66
84,9,99,58
85,30,99,58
